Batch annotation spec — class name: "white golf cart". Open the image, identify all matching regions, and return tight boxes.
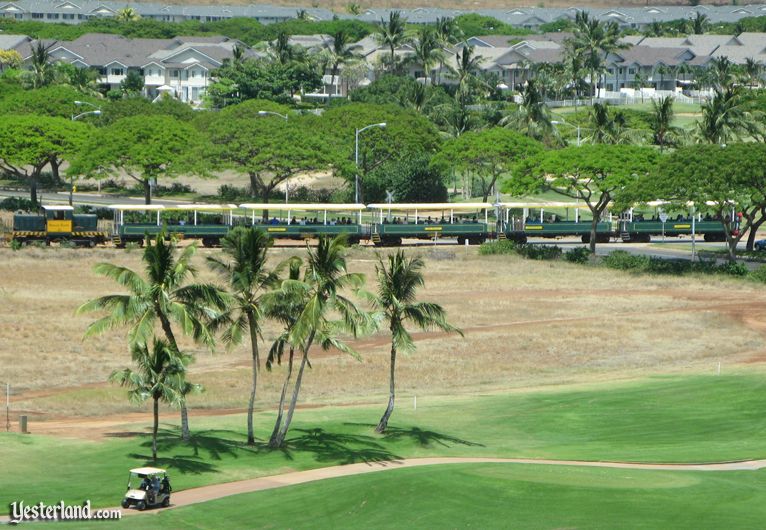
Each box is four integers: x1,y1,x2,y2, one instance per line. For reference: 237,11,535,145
121,467,171,511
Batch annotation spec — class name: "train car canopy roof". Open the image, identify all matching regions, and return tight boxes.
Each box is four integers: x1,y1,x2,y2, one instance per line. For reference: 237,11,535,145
367,203,492,211
239,203,365,211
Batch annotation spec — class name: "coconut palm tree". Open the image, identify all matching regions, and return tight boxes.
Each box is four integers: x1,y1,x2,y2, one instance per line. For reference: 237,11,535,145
450,44,484,100
375,11,409,72
501,80,560,146
408,26,444,84
651,95,679,151
110,338,190,461
562,40,586,112
258,31,294,65
569,12,627,101
696,87,756,144
708,56,736,90
744,57,763,88
64,66,101,97
365,251,460,433
691,12,709,35
207,227,280,445
79,234,227,441
116,7,141,22
346,3,361,15
322,30,361,97
434,17,462,85
24,41,56,89
265,236,371,448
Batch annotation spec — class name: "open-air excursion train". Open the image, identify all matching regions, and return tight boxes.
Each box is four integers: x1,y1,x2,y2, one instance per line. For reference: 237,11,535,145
5,201,736,248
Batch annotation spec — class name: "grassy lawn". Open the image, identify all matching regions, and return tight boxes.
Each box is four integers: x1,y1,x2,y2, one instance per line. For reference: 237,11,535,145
3,374,766,515
71,464,766,529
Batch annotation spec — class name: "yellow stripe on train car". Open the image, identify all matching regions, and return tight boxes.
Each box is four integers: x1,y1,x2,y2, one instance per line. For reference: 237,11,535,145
424,226,443,231
267,227,287,232
673,224,691,229
525,226,544,230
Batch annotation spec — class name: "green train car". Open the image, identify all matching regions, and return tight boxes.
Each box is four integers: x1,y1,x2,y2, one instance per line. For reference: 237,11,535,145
367,203,491,246
11,205,107,246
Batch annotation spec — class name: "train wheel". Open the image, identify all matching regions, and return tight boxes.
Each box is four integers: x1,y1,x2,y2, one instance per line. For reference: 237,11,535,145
457,236,465,245
581,234,591,244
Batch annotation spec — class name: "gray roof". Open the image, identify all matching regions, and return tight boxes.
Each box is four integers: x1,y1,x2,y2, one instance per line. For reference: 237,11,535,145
0,33,31,52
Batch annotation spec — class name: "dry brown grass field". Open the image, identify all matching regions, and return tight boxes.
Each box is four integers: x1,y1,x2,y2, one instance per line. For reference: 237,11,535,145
2,244,766,437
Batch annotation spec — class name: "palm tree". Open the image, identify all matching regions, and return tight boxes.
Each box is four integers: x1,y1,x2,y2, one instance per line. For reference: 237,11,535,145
296,9,310,21
569,12,627,101
708,56,736,90
376,11,409,72
366,251,460,433
434,17,462,85
25,41,56,89
65,66,101,97
207,227,279,446
409,26,443,84
346,3,361,15
744,57,763,88
691,12,709,35
450,44,484,100
562,40,586,113
115,7,141,22
322,30,360,97
79,234,227,441
110,338,189,461
258,32,294,65
696,87,756,144
651,95,678,151
265,236,371,448
501,80,560,146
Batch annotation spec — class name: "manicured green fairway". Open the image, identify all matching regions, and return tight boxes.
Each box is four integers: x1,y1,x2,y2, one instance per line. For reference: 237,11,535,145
3,374,766,515
73,464,766,529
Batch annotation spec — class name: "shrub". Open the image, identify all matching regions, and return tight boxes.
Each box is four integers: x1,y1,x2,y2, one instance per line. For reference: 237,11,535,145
517,244,562,261
603,250,649,270
646,257,692,275
749,265,766,283
478,240,518,255
717,261,749,277
9,238,22,251
0,197,35,211
564,247,591,264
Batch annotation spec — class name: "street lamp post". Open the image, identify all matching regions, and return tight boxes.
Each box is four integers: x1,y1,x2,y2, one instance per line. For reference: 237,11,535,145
70,105,102,205
354,122,386,204
2,381,9,432
551,119,581,147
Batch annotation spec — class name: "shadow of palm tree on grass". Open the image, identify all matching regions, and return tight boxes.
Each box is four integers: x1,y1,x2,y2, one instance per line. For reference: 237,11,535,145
277,428,402,465
345,423,484,448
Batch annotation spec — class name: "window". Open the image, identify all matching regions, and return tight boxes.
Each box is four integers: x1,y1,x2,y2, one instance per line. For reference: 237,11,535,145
46,13,59,19
628,68,636,75
32,12,44,19
618,68,624,75
62,13,74,19
191,69,197,78
98,67,107,75
607,68,615,75
171,70,179,78
111,67,124,76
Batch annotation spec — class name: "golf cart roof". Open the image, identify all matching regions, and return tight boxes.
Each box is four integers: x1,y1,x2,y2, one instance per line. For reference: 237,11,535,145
130,467,166,475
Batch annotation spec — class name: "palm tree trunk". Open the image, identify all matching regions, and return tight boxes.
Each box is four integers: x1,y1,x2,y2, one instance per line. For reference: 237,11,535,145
157,313,189,441
152,396,159,462
268,346,294,447
180,403,190,441
272,331,315,448
375,341,397,433
246,313,259,446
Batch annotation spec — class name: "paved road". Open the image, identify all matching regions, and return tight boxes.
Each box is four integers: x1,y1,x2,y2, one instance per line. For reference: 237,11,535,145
0,189,193,208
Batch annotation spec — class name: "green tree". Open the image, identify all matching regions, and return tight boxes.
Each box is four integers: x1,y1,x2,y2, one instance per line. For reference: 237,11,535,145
691,12,709,35
696,87,760,144
69,115,203,204
508,145,660,253
449,44,484,100
366,154,448,203
434,17,463,85
0,114,91,204
646,143,766,258
78,235,228,440
0,49,21,70
265,236,371,448
432,128,543,202
120,70,145,95
205,113,333,209
23,41,56,89
744,57,763,88
321,30,361,97
115,7,141,22
375,11,409,71
366,251,460,433
207,227,280,445
110,339,190,461
408,26,444,84
320,103,442,200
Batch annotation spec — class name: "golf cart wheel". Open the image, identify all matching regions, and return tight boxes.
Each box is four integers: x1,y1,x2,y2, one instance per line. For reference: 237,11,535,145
136,501,146,511
121,499,130,509
162,496,170,507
